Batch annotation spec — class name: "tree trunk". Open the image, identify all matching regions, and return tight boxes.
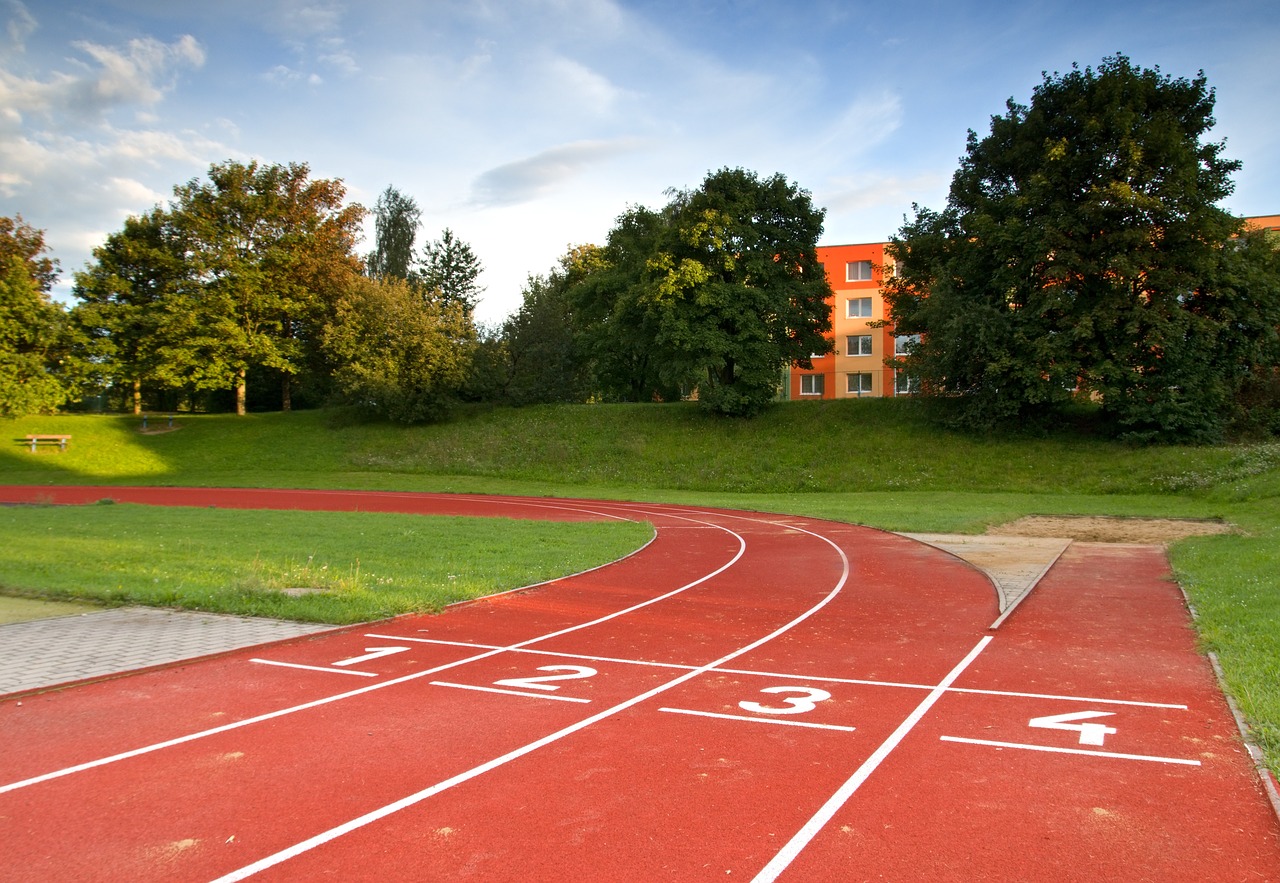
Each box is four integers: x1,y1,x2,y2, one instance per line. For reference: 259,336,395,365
132,379,142,416
235,367,247,415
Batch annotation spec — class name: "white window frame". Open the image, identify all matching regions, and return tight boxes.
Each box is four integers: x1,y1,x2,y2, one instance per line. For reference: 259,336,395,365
846,297,873,319
846,335,873,356
894,333,920,356
894,370,919,396
847,372,873,396
799,374,824,396
845,260,873,282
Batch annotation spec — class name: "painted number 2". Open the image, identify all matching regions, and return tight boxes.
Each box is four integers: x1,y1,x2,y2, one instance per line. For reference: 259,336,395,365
739,686,832,716
494,665,598,692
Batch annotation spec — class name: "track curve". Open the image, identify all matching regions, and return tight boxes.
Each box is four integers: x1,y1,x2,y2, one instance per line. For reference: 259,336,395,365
1,486,1276,881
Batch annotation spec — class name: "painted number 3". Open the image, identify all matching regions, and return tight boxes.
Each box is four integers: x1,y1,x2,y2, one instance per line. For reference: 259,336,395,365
739,686,832,716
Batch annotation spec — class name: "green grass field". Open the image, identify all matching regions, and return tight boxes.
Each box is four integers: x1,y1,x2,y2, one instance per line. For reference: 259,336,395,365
2,400,1278,774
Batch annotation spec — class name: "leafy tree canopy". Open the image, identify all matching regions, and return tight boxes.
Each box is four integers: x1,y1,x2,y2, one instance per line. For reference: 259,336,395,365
0,216,72,416
884,54,1280,441
572,167,834,416
367,185,421,282
418,228,484,316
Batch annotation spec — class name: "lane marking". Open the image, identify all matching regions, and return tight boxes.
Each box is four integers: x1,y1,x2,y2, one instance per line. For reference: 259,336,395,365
0,510,747,796
752,636,993,883
366,634,1189,710
333,647,410,667
430,682,591,703
248,659,378,678
209,516,853,882
940,736,1201,766
658,707,856,732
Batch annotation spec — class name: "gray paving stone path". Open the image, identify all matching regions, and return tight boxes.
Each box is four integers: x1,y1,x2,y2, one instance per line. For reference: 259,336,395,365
0,607,330,696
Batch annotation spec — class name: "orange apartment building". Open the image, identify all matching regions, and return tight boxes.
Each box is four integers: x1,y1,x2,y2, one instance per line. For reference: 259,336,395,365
787,241,914,400
789,215,1278,400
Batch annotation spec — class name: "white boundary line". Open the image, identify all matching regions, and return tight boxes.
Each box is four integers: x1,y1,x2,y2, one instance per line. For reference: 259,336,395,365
0,507,747,796
207,516,854,882
429,682,591,703
940,735,1201,766
751,636,994,883
248,659,377,677
366,633,1188,710
658,707,856,732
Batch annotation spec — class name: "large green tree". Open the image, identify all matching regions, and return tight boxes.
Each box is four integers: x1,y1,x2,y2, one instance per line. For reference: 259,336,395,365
167,160,365,414
0,216,73,417
367,185,421,282
322,275,473,423
502,245,602,405
417,228,484,317
71,209,188,413
576,168,834,416
884,55,1280,440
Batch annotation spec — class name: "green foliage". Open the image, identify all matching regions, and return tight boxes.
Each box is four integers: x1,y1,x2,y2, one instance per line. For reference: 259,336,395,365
501,245,601,405
366,185,421,282
70,209,189,412
417,228,484,316
323,276,474,423
0,217,72,417
71,161,367,415
570,169,834,415
885,55,1280,441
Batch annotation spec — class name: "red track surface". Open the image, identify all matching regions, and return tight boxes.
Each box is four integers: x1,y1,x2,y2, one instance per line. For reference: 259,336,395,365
1,485,1278,881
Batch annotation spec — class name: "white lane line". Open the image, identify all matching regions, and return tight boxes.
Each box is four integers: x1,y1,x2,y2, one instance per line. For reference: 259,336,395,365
0,509,747,796
940,736,1201,766
752,636,994,883
248,659,378,678
366,634,1188,711
208,516,853,883
430,682,591,703
658,707,856,732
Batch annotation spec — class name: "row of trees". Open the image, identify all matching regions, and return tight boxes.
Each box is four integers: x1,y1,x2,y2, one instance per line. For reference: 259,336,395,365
0,165,487,421
5,54,1279,440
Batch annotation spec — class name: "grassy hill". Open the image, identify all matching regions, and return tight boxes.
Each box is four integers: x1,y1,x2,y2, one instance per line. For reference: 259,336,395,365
3,399,1279,772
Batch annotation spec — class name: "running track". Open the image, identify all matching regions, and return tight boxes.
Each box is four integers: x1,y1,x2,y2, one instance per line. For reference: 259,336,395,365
1,486,1278,881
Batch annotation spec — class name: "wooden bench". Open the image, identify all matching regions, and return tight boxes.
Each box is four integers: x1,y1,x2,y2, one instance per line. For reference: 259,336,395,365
24,434,71,452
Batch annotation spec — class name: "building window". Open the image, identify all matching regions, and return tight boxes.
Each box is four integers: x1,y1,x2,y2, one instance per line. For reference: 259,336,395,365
846,260,873,282
847,372,873,396
894,370,919,395
800,374,824,396
894,333,920,356
846,297,872,318
846,335,873,356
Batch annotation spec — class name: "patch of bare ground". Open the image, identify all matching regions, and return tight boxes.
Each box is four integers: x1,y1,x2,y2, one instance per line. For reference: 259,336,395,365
989,515,1236,544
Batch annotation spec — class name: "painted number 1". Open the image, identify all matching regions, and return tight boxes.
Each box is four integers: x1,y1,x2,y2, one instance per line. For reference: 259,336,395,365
739,686,832,716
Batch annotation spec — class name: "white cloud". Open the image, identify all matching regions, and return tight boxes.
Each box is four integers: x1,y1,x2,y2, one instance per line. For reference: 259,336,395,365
0,33,204,124
4,0,35,51
469,138,646,208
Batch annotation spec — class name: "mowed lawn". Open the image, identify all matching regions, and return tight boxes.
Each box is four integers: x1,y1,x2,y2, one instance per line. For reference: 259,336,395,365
2,400,1278,775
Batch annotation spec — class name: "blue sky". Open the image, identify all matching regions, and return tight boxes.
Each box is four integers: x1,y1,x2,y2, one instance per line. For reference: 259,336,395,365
3,0,1278,324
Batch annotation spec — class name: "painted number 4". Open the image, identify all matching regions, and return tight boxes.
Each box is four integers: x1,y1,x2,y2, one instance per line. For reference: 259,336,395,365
1029,710,1118,746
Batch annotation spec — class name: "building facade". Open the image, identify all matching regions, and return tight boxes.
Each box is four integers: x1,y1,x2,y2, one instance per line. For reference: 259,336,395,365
788,215,1278,401
788,241,912,400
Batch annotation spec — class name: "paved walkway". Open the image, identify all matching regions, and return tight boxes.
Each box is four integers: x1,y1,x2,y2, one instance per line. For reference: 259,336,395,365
0,534,1067,698
0,608,330,696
